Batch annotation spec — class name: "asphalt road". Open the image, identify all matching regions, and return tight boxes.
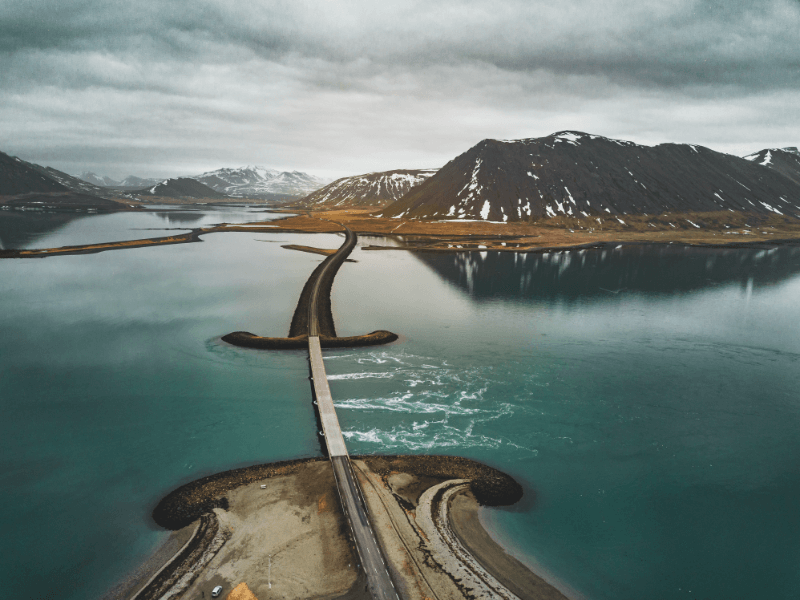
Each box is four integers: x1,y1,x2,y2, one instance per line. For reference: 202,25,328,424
306,226,399,600
307,226,357,337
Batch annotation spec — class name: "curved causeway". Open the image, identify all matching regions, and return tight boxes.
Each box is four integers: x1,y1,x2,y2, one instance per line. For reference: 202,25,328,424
229,226,401,599
222,225,398,349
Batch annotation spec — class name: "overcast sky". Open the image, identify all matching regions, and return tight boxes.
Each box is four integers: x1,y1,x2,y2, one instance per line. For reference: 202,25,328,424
2,0,799,180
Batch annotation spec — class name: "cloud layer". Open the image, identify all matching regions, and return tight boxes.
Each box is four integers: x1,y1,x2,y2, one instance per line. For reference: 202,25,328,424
2,0,799,179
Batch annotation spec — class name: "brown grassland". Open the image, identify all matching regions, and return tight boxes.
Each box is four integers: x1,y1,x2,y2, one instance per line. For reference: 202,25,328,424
263,207,800,251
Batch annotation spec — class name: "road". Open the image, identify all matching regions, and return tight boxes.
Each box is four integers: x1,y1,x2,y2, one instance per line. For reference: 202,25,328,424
306,227,400,600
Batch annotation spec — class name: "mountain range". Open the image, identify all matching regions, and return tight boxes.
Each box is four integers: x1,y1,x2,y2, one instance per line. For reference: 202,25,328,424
75,166,327,199
296,169,438,208
5,136,800,218
78,173,163,188
377,132,800,222
192,166,327,199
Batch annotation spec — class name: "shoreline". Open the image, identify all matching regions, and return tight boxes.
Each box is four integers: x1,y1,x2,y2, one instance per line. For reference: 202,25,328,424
446,491,570,599
113,455,566,600
3,207,800,260
476,506,587,600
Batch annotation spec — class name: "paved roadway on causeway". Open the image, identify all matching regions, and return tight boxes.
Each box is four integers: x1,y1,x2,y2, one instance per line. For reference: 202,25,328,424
306,227,400,600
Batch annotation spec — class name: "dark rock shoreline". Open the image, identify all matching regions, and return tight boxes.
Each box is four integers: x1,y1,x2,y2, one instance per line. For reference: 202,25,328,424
152,455,522,531
221,330,399,349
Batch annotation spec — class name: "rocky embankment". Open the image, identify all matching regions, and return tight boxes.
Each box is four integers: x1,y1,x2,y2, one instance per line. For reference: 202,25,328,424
152,455,520,531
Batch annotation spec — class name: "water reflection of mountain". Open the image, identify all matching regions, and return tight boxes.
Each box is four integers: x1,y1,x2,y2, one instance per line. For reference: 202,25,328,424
152,211,205,225
414,244,800,301
0,211,87,249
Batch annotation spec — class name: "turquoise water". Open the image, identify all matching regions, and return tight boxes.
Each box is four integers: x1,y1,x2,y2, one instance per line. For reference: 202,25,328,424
1,214,800,599
0,227,340,599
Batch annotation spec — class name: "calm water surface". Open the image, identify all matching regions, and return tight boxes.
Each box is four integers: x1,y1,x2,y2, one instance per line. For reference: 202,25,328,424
0,204,282,249
1,213,799,599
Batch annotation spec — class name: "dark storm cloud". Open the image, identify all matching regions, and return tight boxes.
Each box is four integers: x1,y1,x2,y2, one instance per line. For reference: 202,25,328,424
1,0,799,177
4,0,800,91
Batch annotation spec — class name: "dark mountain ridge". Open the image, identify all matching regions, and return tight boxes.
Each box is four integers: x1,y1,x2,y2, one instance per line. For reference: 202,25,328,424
1,151,69,196
379,132,800,222
20,161,117,198
1,151,128,211
296,168,438,208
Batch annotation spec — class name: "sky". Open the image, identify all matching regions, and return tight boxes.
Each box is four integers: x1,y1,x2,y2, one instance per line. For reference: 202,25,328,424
1,0,799,180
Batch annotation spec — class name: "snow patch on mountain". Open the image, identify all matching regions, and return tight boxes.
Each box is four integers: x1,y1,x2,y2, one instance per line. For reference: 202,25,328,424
300,169,437,209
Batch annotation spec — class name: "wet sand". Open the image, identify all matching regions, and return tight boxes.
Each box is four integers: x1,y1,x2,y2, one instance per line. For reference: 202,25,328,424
102,524,196,600
449,493,569,600
116,456,566,600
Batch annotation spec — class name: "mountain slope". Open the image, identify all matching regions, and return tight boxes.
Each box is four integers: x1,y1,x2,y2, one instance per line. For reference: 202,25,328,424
379,132,800,221
744,147,800,187
1,151,70,195
132,178,227,199
297,169,438,208
20,161,117,198
193,166,326,198
1,151,128,210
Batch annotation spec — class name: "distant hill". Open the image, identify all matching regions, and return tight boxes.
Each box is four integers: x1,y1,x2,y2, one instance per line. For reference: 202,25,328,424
744,147,800,187
117,175,160,188
131,178,227,199
296,169,438,208
79,172,120,187
378,132,800,221
77,173,163,189
193,166,327,198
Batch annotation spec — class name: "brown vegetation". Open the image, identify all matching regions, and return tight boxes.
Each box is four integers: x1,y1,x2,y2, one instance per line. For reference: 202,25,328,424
258,208,800,251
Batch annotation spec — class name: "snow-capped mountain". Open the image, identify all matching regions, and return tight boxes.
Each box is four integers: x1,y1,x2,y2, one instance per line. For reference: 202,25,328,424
78,172,120,187
132,178,226,199
297,169,438,208
744,147,800,187
378,131,800,221
193,166,327,198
